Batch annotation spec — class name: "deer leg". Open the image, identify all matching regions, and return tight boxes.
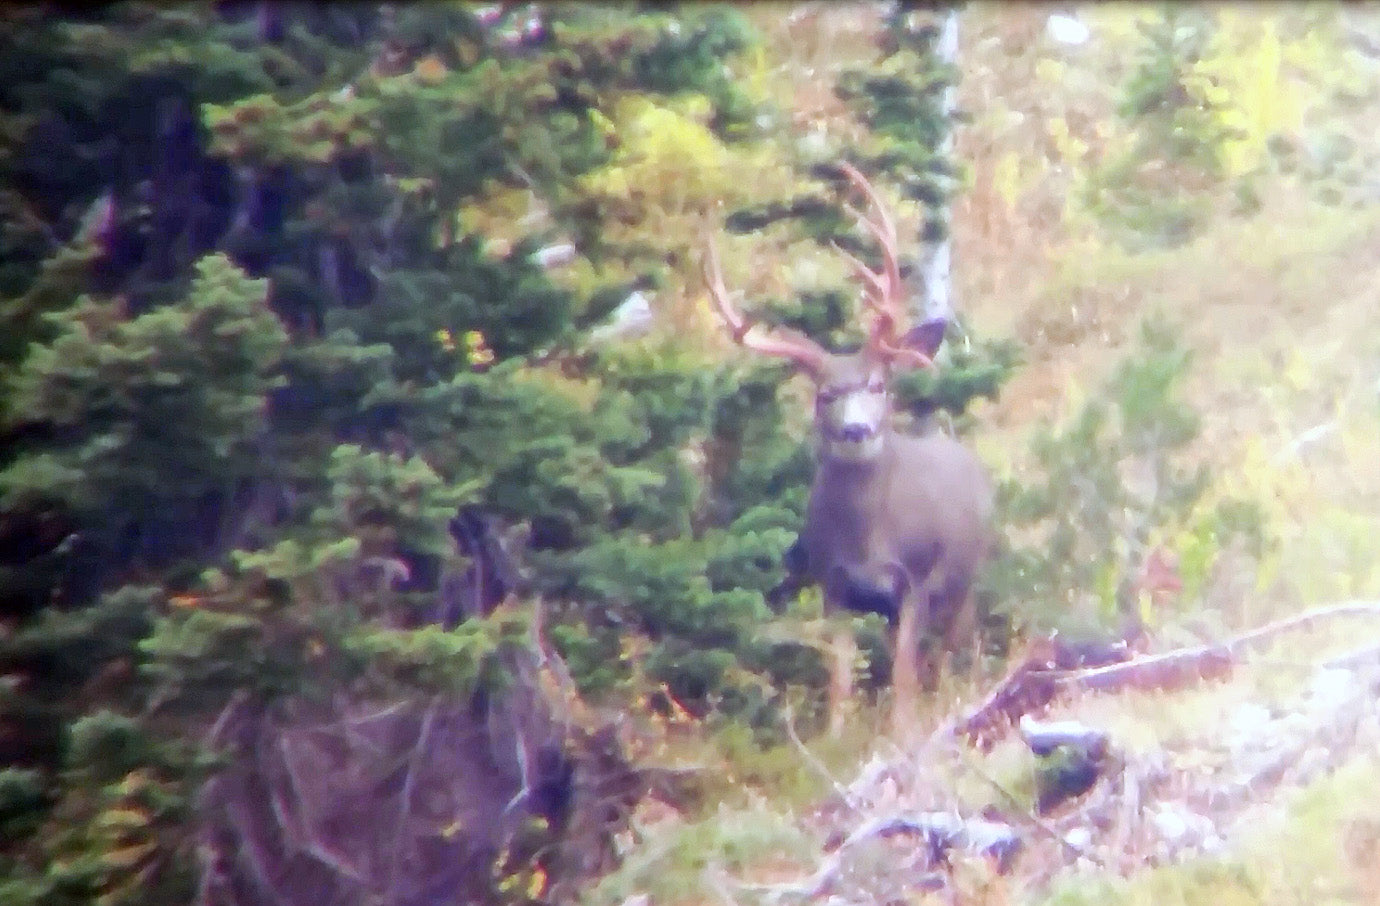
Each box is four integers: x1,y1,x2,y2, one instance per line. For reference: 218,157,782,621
822,569,854,738
826,623,855,738
939,579,979,678
889,581,925,738
890,551,953,735
823,563,901,737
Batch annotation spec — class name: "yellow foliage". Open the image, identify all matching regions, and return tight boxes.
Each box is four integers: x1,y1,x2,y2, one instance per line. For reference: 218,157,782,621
588,107,616,139
513,364,601,412
455,185,546,245
580,94,755,211
1280,349,1313,393
1046,117,1088,166
96,806,153,831
101,840,157,869
527,866,549,899
1190,10,1310,178
992,151,1022,208
464,329,494,367
738,43,776,108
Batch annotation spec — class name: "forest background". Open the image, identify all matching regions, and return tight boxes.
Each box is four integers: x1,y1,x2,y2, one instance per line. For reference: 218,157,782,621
4,3,1380,905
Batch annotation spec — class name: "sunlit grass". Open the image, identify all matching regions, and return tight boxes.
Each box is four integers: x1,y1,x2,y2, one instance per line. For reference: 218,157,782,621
581,792,817,906
1037,753,1380,906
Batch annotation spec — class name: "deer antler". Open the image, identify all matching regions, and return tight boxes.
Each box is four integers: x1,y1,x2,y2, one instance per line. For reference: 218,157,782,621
702,233,828,376
834,162,935,371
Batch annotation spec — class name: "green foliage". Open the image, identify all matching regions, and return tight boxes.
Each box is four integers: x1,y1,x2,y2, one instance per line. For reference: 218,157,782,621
314,443,475,554
1117,8,1237,177
1082,6,1249,248
0,708,206,906
583,795,812,906
1,254,287,535
992,321,1262,634
1040,860,1264,906
1,585,156,703
141,442,500,698
892,329,1022,423
0,240,101,367
836,2,961,213
0,768,49,843
0,4,979,904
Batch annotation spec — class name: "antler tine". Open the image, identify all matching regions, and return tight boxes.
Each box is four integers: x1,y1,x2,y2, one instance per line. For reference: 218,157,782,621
701,234,750,342
838,162,903,300
831,241,889,304
701,234,828,375
836,162,908,347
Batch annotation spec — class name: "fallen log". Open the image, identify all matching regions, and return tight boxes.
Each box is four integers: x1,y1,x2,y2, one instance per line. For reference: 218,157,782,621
946,602,1380,750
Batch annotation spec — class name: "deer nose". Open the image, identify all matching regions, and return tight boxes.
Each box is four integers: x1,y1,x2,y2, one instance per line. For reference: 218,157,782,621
840,423,870,443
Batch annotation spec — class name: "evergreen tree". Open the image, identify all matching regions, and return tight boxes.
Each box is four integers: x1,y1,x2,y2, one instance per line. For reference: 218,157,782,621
0,5,791,903
0,4,1008,903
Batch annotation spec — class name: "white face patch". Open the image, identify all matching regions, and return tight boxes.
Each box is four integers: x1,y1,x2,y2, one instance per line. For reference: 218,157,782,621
817,372,889,461
839,389,887,431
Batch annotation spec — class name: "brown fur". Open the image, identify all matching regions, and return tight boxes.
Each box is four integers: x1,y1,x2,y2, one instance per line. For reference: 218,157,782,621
795,352,993,734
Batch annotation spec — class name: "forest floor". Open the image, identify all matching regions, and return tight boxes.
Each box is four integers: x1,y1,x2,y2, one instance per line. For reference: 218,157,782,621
587,612,1380,906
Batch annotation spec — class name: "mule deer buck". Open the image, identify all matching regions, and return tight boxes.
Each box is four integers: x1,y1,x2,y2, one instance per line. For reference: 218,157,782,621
702,162,993,735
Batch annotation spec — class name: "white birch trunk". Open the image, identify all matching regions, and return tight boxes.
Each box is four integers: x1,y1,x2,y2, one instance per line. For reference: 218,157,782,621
914,7,960,327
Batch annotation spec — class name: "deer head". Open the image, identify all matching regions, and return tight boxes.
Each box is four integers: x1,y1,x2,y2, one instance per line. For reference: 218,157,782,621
702,162,946,464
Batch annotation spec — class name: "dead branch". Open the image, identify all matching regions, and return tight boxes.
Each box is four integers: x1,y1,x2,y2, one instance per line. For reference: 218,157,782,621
757,811,1021,901
1222,601,1380,654
944,602,1380,750
226,800,293,906
1060,601,1380,692
955,747,1092,864
943,649,1063,751
783,705,864,815
1325,641,1380,670
387,698,438,900
204,690,250,748
273,734,367,887
1018,717,1110,758
1058,642,1235,692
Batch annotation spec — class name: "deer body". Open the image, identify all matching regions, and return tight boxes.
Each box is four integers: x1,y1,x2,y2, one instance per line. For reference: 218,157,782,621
797,356,993,734
804,430,992,637
703,161,993,735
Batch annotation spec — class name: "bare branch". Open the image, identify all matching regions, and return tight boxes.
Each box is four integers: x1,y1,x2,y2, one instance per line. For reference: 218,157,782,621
1222,600,1380,654
782,705,864,815
388,699,439,899
956,747,1094,864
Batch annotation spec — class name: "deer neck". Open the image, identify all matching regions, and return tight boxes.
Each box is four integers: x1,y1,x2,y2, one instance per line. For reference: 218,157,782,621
806,432,897,570
815,430,895,490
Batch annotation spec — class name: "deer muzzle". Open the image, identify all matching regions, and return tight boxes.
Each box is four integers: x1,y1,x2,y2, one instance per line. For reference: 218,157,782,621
821,390,887,460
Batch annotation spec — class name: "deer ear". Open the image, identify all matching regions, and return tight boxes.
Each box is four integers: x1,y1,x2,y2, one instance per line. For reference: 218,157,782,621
901,318,947,360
